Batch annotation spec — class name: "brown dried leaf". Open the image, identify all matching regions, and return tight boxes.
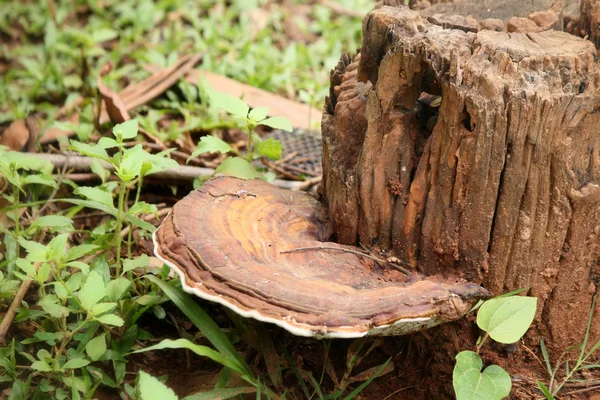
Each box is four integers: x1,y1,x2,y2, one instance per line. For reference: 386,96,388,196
97,76,130,123
121,53,203,110
0,119,29,151
160,67,322,130
320,0,364,18
259,329,283,389
40,113,79,144
324,349,340,387
282,2,317,43
40,54,203,144
249,8,270,40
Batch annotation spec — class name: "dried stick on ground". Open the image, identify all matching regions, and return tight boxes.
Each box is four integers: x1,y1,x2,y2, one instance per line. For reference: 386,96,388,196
296,176,322,191
0,263,41,345
32,153,315,190
261,158,303,181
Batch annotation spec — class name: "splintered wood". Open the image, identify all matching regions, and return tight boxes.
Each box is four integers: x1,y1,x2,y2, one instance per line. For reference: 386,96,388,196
322,6,600,351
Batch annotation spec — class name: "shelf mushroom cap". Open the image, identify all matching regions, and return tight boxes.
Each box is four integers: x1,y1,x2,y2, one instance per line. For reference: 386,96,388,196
153,176,490,338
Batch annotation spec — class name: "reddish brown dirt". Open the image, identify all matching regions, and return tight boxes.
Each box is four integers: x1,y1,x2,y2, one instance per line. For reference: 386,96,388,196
109,300,575,399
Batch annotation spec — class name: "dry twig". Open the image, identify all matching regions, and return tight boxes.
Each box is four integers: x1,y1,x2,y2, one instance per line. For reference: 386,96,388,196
296,176,322,191
0,262,41,345
32,153,316,190
261,158,303,181
280,246,411,275
282,163,319,177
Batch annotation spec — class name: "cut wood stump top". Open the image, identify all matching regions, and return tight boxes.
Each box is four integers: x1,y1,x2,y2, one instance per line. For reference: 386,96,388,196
360,6,598,97
417,0,555,20
477,29,594,59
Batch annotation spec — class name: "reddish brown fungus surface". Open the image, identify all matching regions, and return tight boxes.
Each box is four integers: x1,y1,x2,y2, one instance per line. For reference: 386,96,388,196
154,176,489,338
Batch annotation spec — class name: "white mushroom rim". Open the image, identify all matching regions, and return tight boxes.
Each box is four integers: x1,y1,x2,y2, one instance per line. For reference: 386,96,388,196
152,229,442,339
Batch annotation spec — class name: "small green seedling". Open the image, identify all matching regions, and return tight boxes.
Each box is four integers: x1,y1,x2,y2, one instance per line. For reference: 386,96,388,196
453,351,511,400
187,90,292,180
69,119,178,274
536,295,600,399
453,295,537,400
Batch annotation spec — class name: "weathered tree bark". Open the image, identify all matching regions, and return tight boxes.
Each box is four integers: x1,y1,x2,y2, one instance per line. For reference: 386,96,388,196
322,5,600,352
567,0,600,47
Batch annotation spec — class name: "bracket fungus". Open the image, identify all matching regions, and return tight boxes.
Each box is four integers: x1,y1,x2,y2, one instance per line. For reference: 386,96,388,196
153,176,490,338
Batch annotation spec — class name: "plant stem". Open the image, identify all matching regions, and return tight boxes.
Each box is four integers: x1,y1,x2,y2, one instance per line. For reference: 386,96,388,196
127,177,144,260
12,185,20,239
245,123,255,162
115,181,126,277
54,318,89,362
3,199,60,211
52,264,84,310
552,294,598,396
548,351,566,393
476,333,489,353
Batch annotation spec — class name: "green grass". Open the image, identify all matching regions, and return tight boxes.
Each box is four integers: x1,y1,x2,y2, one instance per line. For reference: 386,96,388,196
1,0,370,125
0,1,387,398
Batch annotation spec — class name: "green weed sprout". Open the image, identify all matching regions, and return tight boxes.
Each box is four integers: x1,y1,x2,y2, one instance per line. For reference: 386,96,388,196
187,90,292,180
537,295,600,399
0,120,182,397
453,295,537,400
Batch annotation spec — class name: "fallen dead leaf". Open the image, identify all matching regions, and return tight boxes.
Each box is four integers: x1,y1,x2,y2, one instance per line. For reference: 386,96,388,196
0,119,29,151
283,2,318,43
320,0,365,18
97,75,130,123
40,113,79,144
40,53,203,144
144,65,322,130
119,53,203,110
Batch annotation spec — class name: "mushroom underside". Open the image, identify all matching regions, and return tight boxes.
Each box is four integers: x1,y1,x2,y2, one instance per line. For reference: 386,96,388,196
153,176,489,338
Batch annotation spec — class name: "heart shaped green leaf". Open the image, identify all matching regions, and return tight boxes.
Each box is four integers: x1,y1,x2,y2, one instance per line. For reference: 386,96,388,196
453,351,511,400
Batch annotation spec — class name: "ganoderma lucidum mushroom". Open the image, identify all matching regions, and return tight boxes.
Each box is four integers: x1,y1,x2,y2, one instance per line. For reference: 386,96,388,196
153,176,490,338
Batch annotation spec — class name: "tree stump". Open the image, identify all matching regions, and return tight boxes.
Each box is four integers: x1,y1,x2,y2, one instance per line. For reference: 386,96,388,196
567,0,600,47
322,5,600,352
407,0,580,33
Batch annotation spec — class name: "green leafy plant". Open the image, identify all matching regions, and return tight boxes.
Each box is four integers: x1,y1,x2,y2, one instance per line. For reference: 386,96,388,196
68,119,178,273
0,121,180,398
0,145,57,278
0,0,378,397
282,338,392,400
453,351,511,400
136,276,273,398
453,295,537,400
187,89,292,180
